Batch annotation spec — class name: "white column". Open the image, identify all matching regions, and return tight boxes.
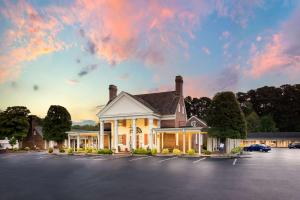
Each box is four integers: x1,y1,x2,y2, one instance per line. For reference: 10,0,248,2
176,133,179,146
114,119,119,153
77,135,80,150
68,134,71,148
126,120,130,150
100,120,104,149
198,133,202,155
157,133,160,153
132,118,136,149
148,118,153,149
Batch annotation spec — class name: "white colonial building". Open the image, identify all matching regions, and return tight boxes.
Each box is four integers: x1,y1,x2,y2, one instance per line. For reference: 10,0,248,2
67,75,241,154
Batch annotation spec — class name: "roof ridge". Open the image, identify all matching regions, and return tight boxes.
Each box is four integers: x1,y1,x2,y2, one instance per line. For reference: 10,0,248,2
134,90,176,96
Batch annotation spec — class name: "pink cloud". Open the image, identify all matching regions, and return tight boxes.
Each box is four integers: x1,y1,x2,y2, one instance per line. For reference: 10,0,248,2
202,47,211,55
247,6,300,78
215,0,265,28
0,0,65,83
66,79,79,85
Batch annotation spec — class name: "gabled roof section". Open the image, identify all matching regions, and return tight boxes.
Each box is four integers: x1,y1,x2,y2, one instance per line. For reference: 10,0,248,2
101,90,180,116
98,92,154,117
133,91,180,115
186,116,208,128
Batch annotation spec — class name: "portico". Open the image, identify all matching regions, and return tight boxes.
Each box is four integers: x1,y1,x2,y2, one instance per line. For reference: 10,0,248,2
153,127,207,155
98,117,161,153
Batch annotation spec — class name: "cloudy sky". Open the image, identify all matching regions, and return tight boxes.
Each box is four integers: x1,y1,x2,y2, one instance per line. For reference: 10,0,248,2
0,0,300,122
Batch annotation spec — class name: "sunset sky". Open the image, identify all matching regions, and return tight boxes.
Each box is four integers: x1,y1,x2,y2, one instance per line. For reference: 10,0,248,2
0,0,300,122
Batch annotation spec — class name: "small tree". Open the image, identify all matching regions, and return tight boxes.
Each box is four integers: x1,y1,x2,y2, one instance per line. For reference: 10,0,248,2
260,115,277,132
207,92,247,139
43,105,72,142
9,137,17,149
246,112,260,133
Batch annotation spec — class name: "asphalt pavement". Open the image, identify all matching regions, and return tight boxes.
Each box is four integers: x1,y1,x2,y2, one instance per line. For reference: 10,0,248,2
1,149,300,200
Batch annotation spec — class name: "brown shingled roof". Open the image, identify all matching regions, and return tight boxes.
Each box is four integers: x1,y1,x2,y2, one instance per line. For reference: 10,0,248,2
133,91,180,115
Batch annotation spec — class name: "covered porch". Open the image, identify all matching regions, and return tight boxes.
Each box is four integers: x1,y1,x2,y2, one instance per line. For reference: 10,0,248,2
153,127,207,155
67,131,109,151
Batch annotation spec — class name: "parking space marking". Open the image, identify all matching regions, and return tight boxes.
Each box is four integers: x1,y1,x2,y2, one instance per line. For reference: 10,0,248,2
233,158,237,166
129,156,151,162
193,157,207,164
92,158,108,161
158,157,177,163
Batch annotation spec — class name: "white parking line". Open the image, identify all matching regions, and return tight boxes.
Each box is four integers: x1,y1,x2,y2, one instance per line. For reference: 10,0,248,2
92,158,108,161
193,157,207,164
233,158,237,166
129,156,151,162
158,157,177,163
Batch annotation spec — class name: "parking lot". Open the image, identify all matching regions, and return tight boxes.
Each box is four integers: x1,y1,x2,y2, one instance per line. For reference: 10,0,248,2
1,149,300,200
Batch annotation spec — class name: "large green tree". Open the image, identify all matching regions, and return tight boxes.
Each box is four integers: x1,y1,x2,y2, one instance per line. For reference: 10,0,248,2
259,115,277,132
184,96,211,121
43,105,72,142
207,92,247,139
0,106,30,140
246,112,260,133
236,84,300,132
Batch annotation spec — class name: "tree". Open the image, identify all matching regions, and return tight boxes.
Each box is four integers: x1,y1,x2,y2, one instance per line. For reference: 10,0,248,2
0,106,30,141
207,92,247,139
43,105,72,142
246,112,260,133
184,96,212,121
9,137,17,148
259,115,277,132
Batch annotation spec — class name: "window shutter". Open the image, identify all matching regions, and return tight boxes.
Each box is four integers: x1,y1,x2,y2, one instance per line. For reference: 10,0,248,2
144,134,148,145
122,120,126,127
122,135,126,145
144,119,148,126
154,119,157,126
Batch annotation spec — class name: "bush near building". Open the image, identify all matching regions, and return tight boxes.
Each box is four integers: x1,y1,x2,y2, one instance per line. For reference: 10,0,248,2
67,148,73,155
231,147,243,154
187,149,195,155
172,148,181,156
48,147,53,153
203,150,212,155
97,148,113,154
151,148,157,155
162,148,169,154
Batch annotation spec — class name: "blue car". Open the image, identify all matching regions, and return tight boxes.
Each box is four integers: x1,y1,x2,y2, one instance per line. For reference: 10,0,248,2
244,144,271,152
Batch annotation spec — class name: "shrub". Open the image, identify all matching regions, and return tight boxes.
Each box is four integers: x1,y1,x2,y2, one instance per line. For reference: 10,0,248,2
203,150,211,155
59,148,65,153
13,147,18,151
92,148,98,153
231,147,243,154
77,148,84,152
187,149,195,155
133,148,148,155
172,148,181,156
97,148,113,154
151,148,157,155
67,148,73,155
24,147,30,151
85,147,93,153
48,147,53,153
162,148,169,154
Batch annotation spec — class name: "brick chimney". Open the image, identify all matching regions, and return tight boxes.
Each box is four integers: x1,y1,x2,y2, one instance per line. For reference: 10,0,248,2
175,75,183,96
109,85,117,101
